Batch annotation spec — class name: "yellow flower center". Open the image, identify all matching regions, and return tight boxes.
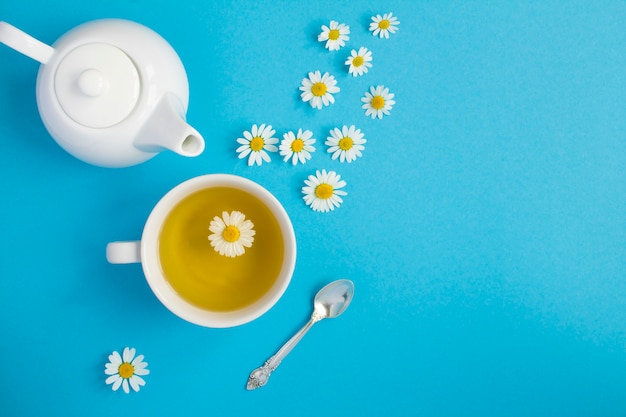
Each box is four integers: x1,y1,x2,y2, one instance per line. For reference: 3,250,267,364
352,56,364,67
338,137,353,150
118,363,134,379
291,138,305,153
328,29,340,40
371,95,385,110
315,183,334,200
378,19,391,30
222,225,240,242
250,136,265,152
311,82,327,97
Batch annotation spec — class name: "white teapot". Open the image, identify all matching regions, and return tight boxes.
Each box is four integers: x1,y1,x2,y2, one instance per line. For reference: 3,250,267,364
0,19,205,167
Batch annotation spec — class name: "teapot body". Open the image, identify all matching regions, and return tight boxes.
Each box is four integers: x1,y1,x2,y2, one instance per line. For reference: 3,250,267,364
37,19,193,167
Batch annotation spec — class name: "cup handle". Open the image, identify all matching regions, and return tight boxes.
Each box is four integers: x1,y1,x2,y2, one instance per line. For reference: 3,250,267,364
106,241,141,264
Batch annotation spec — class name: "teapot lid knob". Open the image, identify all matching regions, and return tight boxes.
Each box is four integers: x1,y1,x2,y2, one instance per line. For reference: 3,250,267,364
77,69,105,97
54,43,140,129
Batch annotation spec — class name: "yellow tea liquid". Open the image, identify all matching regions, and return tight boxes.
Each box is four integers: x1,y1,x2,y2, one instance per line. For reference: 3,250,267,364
158,187,284,311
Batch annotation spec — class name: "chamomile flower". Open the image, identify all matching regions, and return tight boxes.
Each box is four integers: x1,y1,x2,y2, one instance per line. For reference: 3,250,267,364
318,20,350,51
299,71,340,110
325,125,366,163
209,211,255,257
361,85,395,119
280,129,316,165
236,124,278,166
369,12,400,39
104,347,149,394
302,169,347,212
345,47,373,77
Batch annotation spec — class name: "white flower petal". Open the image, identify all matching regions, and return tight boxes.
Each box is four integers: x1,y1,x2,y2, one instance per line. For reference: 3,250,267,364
122,379,130,394
104,364,119,375
134,367,149,376
106,374,120,385
122,348,135,363
111,376,123,391
129,377,140,392
129,375,146,392
109,351,122,365
131,355,145,367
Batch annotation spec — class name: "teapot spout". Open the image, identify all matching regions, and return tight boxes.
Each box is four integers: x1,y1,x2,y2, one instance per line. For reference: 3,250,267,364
135,93,205,158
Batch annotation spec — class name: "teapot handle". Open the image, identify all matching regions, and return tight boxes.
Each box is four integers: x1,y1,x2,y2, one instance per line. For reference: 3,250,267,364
0,21,54,64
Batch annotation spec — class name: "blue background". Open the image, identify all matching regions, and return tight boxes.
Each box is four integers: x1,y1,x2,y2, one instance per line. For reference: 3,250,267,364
1,1,625,416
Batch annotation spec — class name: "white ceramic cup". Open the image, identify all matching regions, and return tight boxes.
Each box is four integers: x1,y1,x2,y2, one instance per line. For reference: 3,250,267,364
106,174,297,328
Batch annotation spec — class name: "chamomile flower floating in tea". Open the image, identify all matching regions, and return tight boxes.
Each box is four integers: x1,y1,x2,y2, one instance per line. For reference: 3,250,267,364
326,125,366,163
362,85,395,119
104,347,149,394
345,47,373,77
318,20,350,51
369,12,400,39
300,71,340,110
302,169,347,212
280,129,316,165
209,211,256,257
236,124,279,166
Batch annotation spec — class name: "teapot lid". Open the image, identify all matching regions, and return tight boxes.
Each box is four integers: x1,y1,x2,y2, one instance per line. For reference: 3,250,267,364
54,43,140,128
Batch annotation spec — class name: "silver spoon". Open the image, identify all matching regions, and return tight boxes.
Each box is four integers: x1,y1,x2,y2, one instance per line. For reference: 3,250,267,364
246,279,355,390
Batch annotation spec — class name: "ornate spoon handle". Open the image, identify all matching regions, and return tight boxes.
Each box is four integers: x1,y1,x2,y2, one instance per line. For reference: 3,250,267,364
246,311,324,390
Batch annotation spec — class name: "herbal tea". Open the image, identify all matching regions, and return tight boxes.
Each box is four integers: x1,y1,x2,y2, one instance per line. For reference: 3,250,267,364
158,186,285,311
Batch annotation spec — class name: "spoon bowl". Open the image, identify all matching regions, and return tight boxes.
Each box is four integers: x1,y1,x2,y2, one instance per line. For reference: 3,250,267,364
313,279,354,319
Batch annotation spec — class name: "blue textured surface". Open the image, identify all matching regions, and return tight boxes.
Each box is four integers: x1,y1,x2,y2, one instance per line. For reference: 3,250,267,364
1,1,626,416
